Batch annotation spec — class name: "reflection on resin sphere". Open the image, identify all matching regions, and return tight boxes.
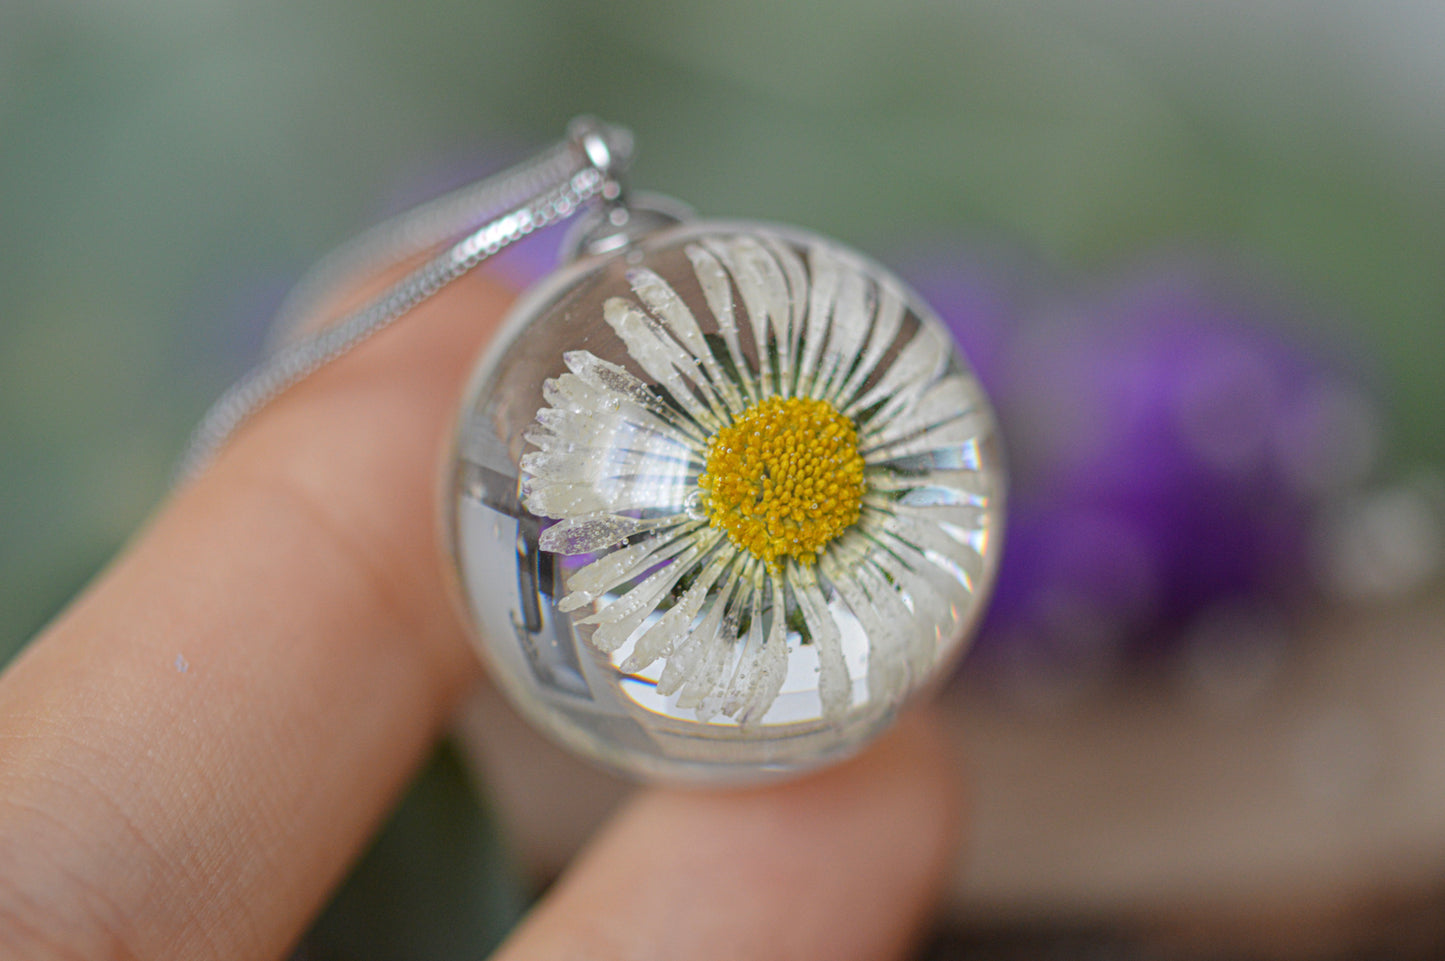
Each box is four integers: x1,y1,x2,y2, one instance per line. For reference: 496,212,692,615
447,221,1004,783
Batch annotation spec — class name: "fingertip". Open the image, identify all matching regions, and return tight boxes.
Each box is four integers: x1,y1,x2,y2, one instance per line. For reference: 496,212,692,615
495,707,966,961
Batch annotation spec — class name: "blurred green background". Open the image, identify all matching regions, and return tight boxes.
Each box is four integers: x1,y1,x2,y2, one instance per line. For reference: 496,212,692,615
4,1,1444,955
7,0,1445,661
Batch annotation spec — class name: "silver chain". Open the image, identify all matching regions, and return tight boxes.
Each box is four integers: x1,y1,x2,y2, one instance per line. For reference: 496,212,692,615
176,117,633,481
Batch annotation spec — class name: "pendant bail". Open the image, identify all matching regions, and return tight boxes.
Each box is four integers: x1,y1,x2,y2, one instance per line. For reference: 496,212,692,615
566,115,632,202
562,117,692,262
559,190,694,263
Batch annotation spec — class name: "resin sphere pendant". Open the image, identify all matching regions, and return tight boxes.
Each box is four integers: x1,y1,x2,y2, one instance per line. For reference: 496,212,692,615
447,219,1004,783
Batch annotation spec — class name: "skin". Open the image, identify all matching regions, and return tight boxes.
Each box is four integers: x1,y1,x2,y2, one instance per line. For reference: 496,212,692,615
0,268,964,960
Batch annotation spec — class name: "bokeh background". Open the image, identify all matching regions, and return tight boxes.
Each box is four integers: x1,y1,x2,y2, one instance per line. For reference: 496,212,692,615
4,1,1445,957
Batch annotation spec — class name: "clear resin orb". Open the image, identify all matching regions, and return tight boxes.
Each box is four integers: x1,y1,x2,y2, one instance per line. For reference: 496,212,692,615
446,220,1004,783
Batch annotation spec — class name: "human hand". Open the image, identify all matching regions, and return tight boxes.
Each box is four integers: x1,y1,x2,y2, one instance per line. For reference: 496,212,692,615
0,268,964,959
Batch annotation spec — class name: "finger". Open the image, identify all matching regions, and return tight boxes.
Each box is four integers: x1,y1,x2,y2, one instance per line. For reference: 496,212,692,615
493,710,964,961
0,269,513,960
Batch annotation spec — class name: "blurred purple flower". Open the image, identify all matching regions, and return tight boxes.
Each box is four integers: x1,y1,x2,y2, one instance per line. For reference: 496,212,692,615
903,251,1379,680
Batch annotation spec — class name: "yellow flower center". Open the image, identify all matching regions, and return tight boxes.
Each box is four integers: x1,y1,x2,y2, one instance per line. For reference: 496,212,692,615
698,396,867,570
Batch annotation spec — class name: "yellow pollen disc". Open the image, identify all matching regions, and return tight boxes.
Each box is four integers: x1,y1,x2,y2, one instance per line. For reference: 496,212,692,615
697,396,867,570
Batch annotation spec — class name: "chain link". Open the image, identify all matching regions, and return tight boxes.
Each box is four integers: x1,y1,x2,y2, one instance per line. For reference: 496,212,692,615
176,118,632,481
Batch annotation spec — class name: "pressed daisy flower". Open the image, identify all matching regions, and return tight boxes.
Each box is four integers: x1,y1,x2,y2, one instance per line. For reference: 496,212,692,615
519,229,998,727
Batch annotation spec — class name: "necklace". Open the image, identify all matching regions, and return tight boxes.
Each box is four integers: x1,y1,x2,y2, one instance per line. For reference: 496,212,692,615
186,117,1005,783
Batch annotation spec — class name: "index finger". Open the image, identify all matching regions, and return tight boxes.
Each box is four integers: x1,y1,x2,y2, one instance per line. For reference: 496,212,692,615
0,269,512,959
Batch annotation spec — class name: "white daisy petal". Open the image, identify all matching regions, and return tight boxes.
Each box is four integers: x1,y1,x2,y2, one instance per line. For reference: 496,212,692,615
861,409,993,462
885,499,990,535
559,521,702,611
657,587,730,696
603,298,725,432
542,374,696,450
857,558,937,691
813,265,870,402
796,244,841,398
623,553,732,673
628,268,744,417
524,473,689,518
706,236,790,397
526,436,698,479
861,413,988,466
521,442,697,484
660,572,744,704
692,586,749,721
737,237,795,386
538,512,678,556
870,505,986,587
861,373,986,447
738,572,790,727
826,527,946,682
835,282,907,409
720,573,767,717
868,546,955,644
685,243,758,403
584,530,721,652
562,350,706,439
676,626,733,713
866,468,990,499
558,351,665,415
819,549,907,709
761,235,808,396
532,404,693,456
873,530,976,649
790,564,852,722
845,312,948,419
